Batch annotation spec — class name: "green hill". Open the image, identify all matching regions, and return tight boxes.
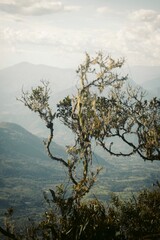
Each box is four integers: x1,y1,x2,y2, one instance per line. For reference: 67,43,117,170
0,122,68,220
0,122,110,220
0,121,66,159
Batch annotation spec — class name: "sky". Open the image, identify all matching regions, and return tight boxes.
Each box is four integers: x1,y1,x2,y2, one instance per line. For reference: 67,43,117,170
0,0,160,69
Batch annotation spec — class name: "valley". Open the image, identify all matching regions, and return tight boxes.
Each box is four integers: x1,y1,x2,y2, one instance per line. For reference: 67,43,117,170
0,122,160,224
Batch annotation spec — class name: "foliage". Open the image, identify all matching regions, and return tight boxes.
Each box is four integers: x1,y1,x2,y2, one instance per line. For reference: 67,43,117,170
109,183,160,239
1,186,160,239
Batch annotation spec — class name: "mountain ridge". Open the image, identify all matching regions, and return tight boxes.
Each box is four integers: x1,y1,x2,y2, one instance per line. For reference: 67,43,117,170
0,121,67,160
0,61,74,72
0,121,67,217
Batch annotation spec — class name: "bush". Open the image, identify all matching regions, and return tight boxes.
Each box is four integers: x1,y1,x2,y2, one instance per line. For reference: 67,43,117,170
109,184,160,239
1,185,160,239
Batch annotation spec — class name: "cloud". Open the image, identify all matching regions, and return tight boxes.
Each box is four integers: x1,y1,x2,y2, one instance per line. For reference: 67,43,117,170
0,5,160,67
115,9,160,65
130,9,158,22
1,8,160,66
0,0,80,16
125,9,160,42
0,25,82,51
96,6,110,14
64,5,81,12
0,24,113,62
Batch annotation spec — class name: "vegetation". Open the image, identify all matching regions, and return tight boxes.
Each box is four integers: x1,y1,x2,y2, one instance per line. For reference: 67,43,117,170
0,52,160,239
1,185,160,239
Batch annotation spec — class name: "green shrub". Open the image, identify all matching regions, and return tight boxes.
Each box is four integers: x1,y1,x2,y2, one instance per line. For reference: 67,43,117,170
109,184,160,239
1,185,160,239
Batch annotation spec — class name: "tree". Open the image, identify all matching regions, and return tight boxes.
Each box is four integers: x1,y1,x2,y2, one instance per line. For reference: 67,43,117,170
18,52,160,206
1,52,160,239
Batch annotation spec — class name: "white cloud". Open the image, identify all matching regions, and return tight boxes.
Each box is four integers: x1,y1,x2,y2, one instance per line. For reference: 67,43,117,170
0,4,160,67
96,6,110,14
0,25,84,52
0,0,80,16
130,9,158,22
0,0,14,3
115,9,160,65
64,5,81,12
1,9,160,66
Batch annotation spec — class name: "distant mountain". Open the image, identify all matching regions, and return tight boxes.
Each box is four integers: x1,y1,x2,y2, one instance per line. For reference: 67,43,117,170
129,66,160,84
129,66,160,97
0,62,77,136
0,62,76,93
141,77,160,97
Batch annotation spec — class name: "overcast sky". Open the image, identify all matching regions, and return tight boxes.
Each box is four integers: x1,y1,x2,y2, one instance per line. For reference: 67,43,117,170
0,0,160,69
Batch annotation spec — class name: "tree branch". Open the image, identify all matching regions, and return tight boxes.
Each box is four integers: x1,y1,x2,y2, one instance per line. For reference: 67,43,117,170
0,226,18,240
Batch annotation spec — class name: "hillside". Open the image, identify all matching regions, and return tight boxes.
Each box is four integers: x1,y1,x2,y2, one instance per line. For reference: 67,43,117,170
0,122,68,220
141,77,160,97
0,121,65,160
0,122,111,220
0,122,160,209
